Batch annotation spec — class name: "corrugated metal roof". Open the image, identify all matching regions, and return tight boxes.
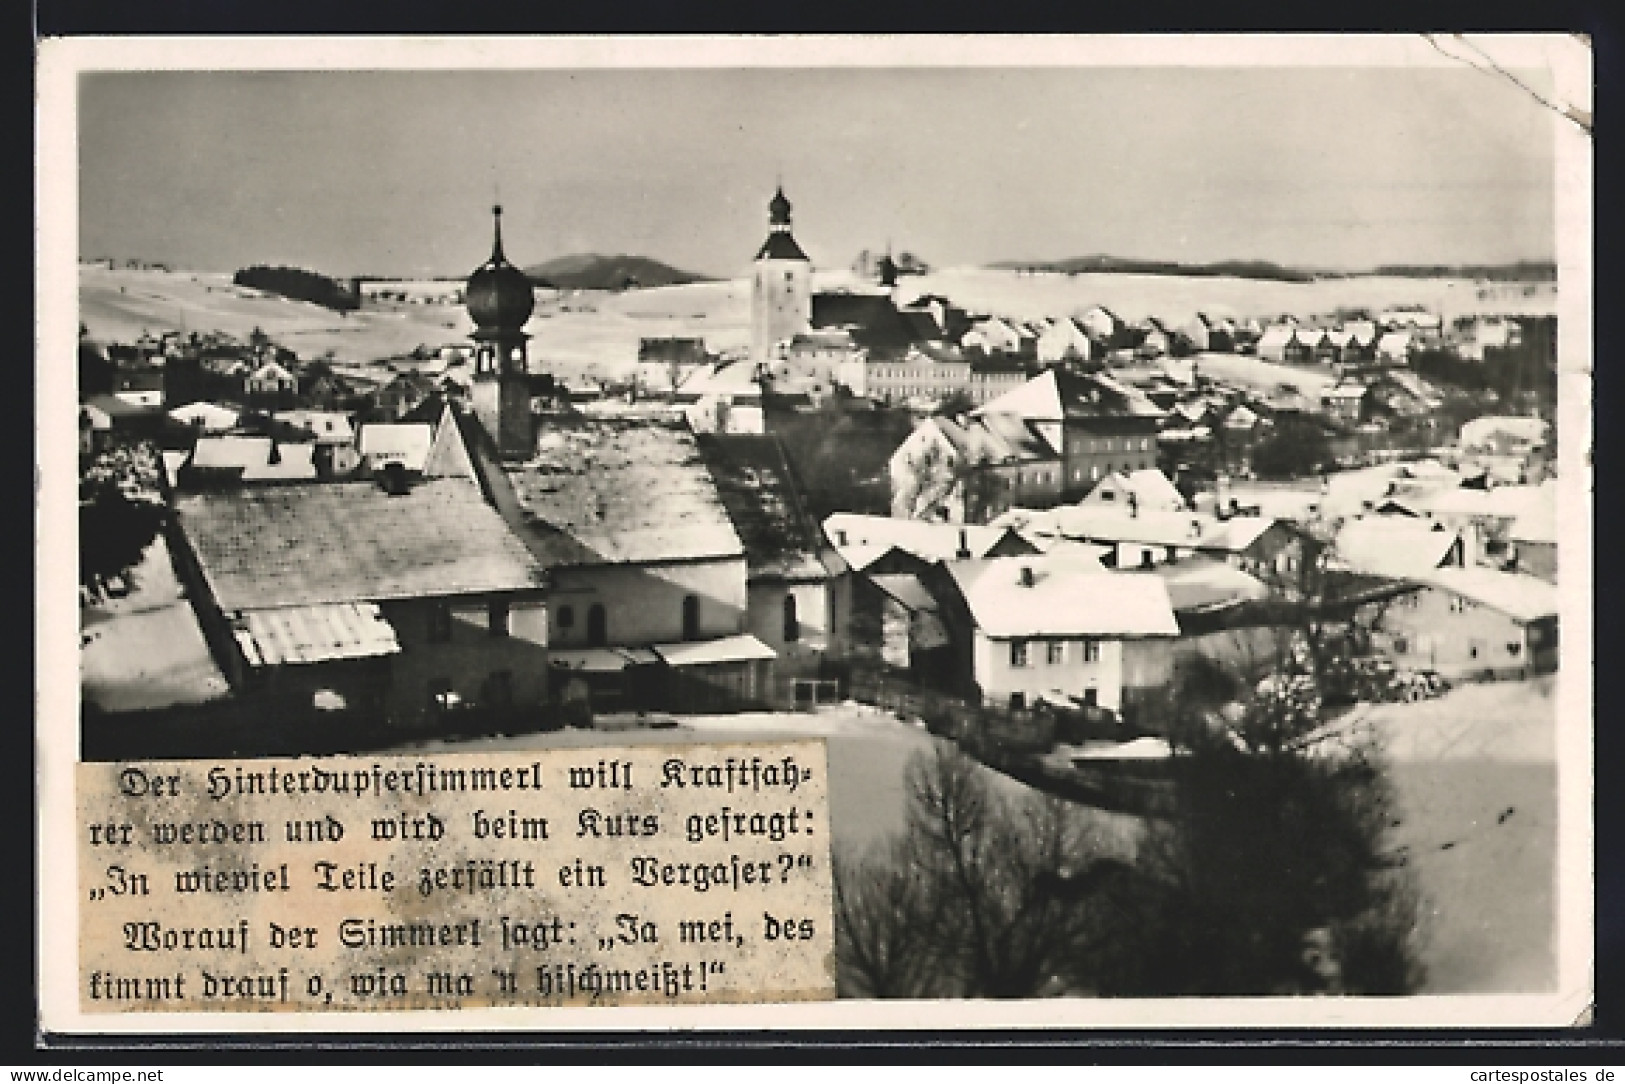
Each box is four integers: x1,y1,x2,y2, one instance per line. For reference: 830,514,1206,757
233,602,400,667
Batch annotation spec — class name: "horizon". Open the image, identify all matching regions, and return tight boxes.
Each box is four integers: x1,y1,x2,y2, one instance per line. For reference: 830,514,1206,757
79,61,1559,281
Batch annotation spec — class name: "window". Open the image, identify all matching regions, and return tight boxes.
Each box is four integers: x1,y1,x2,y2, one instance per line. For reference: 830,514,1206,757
1010,640,1030,667
1082,639,1101,663
427,602,453,643
783,595,800,643
1009,692,1026,711
488,601,510,638
1047,641,1065,665
682,594,701,641
1081,687,1098,707
587,604,607,647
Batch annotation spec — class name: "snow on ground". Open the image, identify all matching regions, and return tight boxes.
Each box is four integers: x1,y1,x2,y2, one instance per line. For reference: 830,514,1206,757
1360,677,1559,992
895,267,1558,325
402,676,1558,993
79,535,230,712
1191,352,1339,398
82,263,1554,382
399,703,1143,859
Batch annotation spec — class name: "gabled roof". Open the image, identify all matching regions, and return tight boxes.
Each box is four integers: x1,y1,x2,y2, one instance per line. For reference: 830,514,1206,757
188,436,318,482
169,401,241,430
1082,468,1187,514
867,572,940,613
824,513,1036,565
1256,325,1296,351
495,414,743,567
971,369,1063,421
756,232,810,262
974,412,1055,463
1459,415,1549,449
695,433,830,581
174,478,545,611
1331,517,1461,578
1197,515,1290,555
1419,567,1558,623
358,423,434,472
273,409,355,444
1047,505,1218,549
1151,555,1271,614
956,557,1179,639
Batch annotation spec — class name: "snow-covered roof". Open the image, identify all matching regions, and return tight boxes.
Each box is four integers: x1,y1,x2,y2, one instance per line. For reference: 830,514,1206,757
957,557,1179,639
1459,415,1549,450
1420,568,1558,623
188,436,318,481
358,423,434,472
1331,517,1461,579
168,401,241,431
1082,468,1188,514
823,512,1028,565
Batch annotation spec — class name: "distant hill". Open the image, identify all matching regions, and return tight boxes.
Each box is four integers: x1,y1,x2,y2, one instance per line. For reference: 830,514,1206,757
522,253,713,291
989,255,1557,284
989,255,1317,284
1361,261,1557,282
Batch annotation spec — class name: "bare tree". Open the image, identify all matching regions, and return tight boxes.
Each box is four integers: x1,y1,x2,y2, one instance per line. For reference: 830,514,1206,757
834,743,1126,998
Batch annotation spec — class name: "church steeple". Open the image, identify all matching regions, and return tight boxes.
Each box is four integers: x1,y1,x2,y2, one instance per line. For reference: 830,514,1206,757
465,204,536,459
489,203,508,263
768,186,793,230
751,184,812,364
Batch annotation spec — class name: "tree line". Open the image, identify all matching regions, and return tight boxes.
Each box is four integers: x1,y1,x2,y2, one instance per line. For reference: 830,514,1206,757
233,266,360,312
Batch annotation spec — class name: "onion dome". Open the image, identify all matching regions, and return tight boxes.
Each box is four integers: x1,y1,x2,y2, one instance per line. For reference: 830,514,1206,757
768,186,792,228
465,205,535,332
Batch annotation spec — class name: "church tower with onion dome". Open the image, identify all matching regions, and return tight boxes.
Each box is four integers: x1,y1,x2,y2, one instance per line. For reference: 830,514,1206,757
750,185,812,364
466,205,536,458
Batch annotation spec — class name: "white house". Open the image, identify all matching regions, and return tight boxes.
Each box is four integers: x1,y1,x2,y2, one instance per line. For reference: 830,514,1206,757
168,401,241,433
1377,330,1416,364
358,422,434,475
246,360,298,396
1078,305,1121,344
274,409,356,446
1037,317,1093,363
1076,468,1188,515
949,555,1179,711
1255,324,1296,362
962,316,1024,355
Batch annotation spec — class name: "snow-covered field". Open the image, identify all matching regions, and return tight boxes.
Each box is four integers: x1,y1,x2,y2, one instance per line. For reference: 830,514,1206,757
402,677,1558,994
78,263,1556,383
893,267,1558,326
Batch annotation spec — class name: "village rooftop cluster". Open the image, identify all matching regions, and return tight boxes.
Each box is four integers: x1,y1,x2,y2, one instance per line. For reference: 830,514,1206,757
79,189,1558,772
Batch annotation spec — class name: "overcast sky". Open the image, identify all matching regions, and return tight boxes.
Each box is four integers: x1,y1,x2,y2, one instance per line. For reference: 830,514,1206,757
77,64,1558,279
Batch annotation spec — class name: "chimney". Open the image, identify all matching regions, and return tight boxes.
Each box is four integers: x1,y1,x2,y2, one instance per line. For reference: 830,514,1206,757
1018,565,1035,588
379,460,411,496
956,528,971,560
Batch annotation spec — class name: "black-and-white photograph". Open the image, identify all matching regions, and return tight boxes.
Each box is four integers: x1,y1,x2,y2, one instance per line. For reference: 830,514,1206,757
42,35,1590,1025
